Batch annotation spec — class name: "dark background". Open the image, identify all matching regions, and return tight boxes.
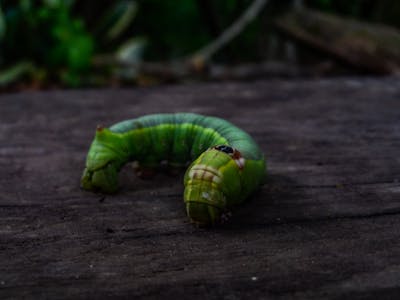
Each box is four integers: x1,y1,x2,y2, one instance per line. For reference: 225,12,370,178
0,0,399,89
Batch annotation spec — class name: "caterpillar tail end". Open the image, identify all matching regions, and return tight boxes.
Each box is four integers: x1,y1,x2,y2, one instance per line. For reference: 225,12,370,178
185,202,224,227
80,163,119,194
184,185,227,227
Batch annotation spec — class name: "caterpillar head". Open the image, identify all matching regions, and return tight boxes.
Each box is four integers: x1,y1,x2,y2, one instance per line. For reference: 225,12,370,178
184,145,244,226
81,162,119,193
80,127,125,193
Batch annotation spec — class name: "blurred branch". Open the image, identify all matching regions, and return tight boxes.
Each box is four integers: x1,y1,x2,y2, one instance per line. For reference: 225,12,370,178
0,62,35,87
188,0,269,68
95,0,271,81
208,61,302,80
275,8,400,74
93,55,304,83
104,1,137,41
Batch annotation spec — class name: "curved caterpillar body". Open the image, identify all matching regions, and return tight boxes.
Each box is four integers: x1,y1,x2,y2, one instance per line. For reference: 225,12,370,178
81,113,265,226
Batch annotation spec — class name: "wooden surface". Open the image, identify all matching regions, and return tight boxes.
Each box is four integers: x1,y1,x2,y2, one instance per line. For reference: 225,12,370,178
1,78,400,299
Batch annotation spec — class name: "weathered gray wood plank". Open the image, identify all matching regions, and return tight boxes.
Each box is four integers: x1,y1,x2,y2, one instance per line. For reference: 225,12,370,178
0,77,399,299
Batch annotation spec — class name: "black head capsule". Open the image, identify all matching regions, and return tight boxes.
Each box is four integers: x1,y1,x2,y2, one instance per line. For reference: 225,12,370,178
213,144,245,169
214,145,234,154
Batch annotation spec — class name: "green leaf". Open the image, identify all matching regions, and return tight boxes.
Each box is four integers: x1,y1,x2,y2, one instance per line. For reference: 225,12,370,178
115,38,146,80
19,0,32,12
97,1,137,42
66,34,94,71
0,62,34,86
60,70,81,87
116,37,146,64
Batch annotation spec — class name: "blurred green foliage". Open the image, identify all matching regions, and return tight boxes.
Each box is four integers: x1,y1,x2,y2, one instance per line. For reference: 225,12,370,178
0,0,94,86
0,0,398,88
131,0,264,62
0,0,141,87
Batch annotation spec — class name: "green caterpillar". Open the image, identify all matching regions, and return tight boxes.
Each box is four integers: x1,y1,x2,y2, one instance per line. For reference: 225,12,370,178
81,113,265,226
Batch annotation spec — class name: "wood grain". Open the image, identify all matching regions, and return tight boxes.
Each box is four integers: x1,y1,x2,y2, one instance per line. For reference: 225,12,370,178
0,78,399,299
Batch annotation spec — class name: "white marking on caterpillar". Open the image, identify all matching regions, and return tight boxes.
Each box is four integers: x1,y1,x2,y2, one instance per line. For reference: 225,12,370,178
235,157,246,169
212,176,222,184
188,165,222,184
202,192,210,200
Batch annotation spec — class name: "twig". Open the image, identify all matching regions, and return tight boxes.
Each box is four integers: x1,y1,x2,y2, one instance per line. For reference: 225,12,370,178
92,55,305,82
189,0,268,67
